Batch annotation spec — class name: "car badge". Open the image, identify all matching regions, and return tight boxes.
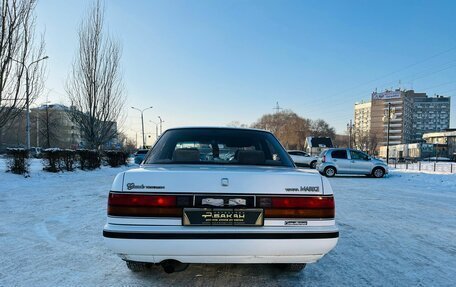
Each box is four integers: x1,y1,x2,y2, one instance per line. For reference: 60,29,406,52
221,178,229,187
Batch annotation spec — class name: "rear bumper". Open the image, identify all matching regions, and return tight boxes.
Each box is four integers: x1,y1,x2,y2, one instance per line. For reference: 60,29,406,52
103,224,339,264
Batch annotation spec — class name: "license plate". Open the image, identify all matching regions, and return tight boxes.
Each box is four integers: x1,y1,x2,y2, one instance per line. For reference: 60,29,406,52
183,208,264,226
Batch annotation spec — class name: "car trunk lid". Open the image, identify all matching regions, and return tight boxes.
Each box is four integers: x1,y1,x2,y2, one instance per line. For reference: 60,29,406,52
121,165,325,195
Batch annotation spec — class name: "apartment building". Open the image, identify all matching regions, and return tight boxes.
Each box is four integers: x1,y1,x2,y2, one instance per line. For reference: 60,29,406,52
412,95,451,142
30,104,82,149
354,101,371,134
0,104,118,150
362,89,450,146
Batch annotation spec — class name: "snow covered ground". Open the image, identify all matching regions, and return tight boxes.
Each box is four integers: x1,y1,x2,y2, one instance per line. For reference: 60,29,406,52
1,160,455,286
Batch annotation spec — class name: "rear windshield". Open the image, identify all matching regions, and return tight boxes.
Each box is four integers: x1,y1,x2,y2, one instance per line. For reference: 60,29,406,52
144,128,293,167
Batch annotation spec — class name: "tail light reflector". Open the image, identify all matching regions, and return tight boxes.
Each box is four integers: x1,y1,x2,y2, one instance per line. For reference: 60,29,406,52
322,155,326,163
107,193,191,217
270,197,334,209
109,193,177,207
257,196,334,218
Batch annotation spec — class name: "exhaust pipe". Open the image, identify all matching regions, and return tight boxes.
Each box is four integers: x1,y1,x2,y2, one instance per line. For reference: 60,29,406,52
160,260,189,274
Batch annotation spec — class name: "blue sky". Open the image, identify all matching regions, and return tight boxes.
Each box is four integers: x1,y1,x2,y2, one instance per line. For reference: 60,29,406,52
36,0,456,144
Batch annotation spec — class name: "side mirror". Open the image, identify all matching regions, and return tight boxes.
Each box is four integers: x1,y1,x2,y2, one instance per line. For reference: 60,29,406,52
367,156,372,160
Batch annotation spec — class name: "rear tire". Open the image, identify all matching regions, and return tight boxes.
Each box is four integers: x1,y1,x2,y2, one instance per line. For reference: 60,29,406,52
280,263,307,272
310,161,317,169
126,260,149,272
324,166,336,177
372,167,385,178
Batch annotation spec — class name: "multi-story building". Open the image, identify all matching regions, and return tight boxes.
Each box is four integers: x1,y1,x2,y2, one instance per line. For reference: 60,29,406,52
30,104,82,149
0,108,27,151
367,89,450,146
0,104,79,150
354,101,371,135
0,104,118,150
412,95,451,142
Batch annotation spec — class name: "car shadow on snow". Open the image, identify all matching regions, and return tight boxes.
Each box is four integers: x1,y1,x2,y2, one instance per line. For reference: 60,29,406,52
127,263,304,286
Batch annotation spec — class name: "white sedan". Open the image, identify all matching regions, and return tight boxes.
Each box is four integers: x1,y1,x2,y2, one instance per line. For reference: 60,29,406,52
288,150,318,169
103,127,338,273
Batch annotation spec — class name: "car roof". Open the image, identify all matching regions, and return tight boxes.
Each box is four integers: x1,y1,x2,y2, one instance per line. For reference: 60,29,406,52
326,148,366,152
166,126,270,133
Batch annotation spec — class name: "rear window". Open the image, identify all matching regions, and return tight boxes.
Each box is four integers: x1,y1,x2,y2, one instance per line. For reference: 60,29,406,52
136,150,148,155
331,150,347,159
144,128,293,167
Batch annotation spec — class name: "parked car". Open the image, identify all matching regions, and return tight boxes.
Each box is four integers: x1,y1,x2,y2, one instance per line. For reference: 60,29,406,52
288,150,318,169
317,148,388,178
104,127,338,273
133,149,148,164
29,147,42,158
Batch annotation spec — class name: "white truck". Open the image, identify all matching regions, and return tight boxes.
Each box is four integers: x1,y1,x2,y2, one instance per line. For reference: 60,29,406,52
103,127,338,273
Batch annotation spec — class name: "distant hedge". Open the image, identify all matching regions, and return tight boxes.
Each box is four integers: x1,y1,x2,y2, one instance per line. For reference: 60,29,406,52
42,149,76,172
6,148,29,175
104,150,129,167
4,148,131,174
77,149,101,170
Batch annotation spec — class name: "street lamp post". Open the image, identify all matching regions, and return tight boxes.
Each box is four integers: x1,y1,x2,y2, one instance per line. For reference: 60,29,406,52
149,121,159,141
347,120,353,149
10,56,49,150
131,106,153,148
383,102,396,164
386,103,391,164
36,112,39,147
158,116,164,136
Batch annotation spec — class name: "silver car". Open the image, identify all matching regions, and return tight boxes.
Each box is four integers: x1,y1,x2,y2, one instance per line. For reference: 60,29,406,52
317,148,388,178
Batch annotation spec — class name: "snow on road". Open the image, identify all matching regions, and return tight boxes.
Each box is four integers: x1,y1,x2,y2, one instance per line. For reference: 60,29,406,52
0,161,455,286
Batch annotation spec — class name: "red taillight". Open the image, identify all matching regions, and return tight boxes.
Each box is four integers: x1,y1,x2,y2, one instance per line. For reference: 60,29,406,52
257,196,335,218
322,155,326,163
107,193,191,217
108,193,177,207
271,197,334,209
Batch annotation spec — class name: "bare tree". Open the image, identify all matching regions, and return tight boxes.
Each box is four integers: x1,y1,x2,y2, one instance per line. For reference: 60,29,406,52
310,119,336,139
226,121,248,128
37,105,64,148
251,110,337,150
367,133,379,155
251,110,312,150
333,134,349,148
66,0,125,149
353,127,379,155
0,0,46,129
